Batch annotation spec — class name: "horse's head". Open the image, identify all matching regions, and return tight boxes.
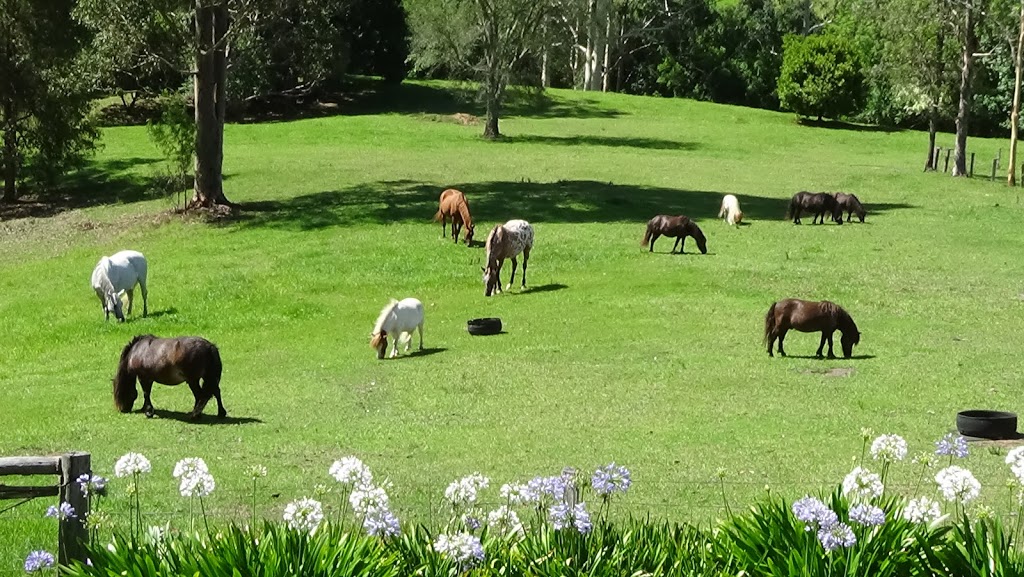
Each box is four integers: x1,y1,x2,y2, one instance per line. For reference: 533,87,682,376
482,265,499,297
464,223,475,245
690,225,708,254
841,330,860,358
106,291,126,322
370,331,388,359
855,208,866,223
832,205,844,225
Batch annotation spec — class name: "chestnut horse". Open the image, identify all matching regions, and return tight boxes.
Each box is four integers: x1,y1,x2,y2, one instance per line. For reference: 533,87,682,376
787,192,841,225
433,188,475,245
834,193,866,223
641,215,707,254
763,299,860,359
112,334,227,419
483,219,533,297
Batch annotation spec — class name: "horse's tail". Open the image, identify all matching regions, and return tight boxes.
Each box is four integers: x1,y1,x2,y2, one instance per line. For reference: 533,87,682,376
763,302,778,345
718,200,726,219
112,335,147,412
205,342,223,394
641,223,652,247
785,197,796,219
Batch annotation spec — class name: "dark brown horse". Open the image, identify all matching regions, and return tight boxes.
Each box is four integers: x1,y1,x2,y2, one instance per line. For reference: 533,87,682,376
763,299,860,359
641,215,707,254
112,335,227,419
433,188,475,245
834,193,866,223
787,192,842,225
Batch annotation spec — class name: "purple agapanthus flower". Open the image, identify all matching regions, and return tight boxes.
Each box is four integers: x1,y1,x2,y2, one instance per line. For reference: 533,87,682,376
592,463,632,497
817,522,857,552
45,502,76,520
936,433,969,458
363,508,400,538
792,496,837,532
849,503,886,527
550,501,592,534
24,550,55,572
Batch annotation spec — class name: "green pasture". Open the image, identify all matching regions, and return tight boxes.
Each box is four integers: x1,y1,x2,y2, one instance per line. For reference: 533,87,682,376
2,81,1024,573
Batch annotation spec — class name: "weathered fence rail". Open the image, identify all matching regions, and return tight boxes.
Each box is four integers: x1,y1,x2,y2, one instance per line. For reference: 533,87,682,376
0,452,91,568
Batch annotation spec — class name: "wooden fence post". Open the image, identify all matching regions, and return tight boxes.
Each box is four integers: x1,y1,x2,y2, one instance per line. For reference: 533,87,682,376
992,158,999,181
970,153,976,177
944,149,952,172
58,452,90,568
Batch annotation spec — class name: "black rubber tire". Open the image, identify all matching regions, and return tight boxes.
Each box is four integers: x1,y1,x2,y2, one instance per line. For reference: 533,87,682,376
956,410,1018,440
467,318,502,336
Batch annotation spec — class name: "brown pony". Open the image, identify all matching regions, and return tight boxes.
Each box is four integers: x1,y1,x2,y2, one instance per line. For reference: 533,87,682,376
834,192,866,223
763,299,860,359
641,215,707,254
433,188,475,245
112,334,227,419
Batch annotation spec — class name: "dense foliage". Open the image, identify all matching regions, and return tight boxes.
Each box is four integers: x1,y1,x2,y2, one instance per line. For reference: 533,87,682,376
776,33,865,120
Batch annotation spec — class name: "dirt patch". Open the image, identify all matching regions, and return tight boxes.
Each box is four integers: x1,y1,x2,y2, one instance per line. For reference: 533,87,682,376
420,112,480,126
799,367,855,377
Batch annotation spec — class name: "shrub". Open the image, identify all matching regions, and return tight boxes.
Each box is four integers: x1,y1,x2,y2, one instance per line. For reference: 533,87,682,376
777,33,866,121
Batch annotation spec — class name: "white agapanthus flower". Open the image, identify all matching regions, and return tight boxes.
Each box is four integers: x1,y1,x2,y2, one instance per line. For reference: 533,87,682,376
486,506,525,536
499,482,537,505
329,457,372,487
349,484,390,515
283,497,324,533
444,473,490,507
114,453,151,477
842,466,884,500
172,457,209,479
935,465,981,503
870,434,908,463
433,532,485,570
903,496,942,524
179,472,216,498
1006,447,1024,482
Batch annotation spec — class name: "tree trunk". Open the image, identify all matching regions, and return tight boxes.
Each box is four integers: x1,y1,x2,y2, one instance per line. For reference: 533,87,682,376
191,0,230,208
601,12,613,92
952,3,977,177
483,65,501,139
1008,0,1024,186
2,101,17,202
926,111,938,171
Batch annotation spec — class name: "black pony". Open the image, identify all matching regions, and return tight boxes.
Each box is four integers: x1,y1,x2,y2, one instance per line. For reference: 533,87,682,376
112,334,227,420
787,192,842,225
641,215,707,254
834,192,866,223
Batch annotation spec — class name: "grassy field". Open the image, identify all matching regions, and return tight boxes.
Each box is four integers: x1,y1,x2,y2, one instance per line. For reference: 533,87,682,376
2,80,1024,572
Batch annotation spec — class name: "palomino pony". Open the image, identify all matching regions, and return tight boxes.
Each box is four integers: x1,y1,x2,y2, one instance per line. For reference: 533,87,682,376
718,194,744,226
834,192,866,223
370,298,424,359
91,250,149,322
434,188,475,245
786,192,841,225
641,215,707,254
112,334,227,419
483,219,534,297
763,298,861,359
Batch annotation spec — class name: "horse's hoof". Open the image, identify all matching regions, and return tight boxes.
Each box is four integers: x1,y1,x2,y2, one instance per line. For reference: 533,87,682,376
218,410,227,418
145,412,154,419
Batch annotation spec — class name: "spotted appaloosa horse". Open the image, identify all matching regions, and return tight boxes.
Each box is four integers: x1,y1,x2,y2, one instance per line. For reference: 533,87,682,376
483,219,533,297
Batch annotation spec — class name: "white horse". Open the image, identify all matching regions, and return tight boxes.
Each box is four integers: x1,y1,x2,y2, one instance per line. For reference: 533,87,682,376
91,250,148,322
369,298,424,359
718,194,743,226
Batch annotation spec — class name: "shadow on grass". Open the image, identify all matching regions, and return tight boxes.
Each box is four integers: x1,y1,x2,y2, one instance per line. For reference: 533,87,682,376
497,134,698,150
0,157,162,220
778,354,877,361
521,283,568,294
230,179,917,231
146,308,179,319
797,118,904,133
148,409,264,425
407,347,448,358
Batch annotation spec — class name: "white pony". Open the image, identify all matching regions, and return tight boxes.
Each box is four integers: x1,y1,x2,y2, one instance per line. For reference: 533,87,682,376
718,194,743,226
91,250,149,322
369,298,424,359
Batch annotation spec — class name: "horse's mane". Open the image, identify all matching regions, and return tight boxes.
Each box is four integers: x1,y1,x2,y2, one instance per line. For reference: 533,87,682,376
91,257,114,294
484,224,503,263
457,196,472,227
372,299,400,335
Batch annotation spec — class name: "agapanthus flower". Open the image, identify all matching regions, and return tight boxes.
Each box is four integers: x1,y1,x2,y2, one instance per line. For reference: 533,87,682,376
792,496,838,531
283,497,324,533
172,458,209,480
246,464,268,479
870,434,908,462
76,474,107,497
444,473,490,507
349,484,390,515
487,506,525,536
461,513,481,531
817,522,857,552
23,550,55,572
329,457,372,487
362,507,400,537
591,463,632,496
935,466,981,503
903,496,942,524
45,502,77,520
849,503,886,527
842,466,884,500
179,471,216,498
500,482,537,505
114,452,151,477
433,532,485,570
527,475,568,502
1007,447,1024,482
935,433,969,458
549,501,592,534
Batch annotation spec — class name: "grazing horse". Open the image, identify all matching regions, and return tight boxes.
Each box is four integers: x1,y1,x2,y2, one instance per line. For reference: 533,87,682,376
370,298,424,359
763,299,861,359
641,215,707,254
834,192,866,223
91,250,149,322
483,219,534,297
433,188,475,245
718,194,744,226
112,335,226,419
786,192,842,225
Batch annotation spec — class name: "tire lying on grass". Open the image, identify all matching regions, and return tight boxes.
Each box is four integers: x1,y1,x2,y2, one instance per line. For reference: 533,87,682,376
956,409,1019,440
467,318,502,336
